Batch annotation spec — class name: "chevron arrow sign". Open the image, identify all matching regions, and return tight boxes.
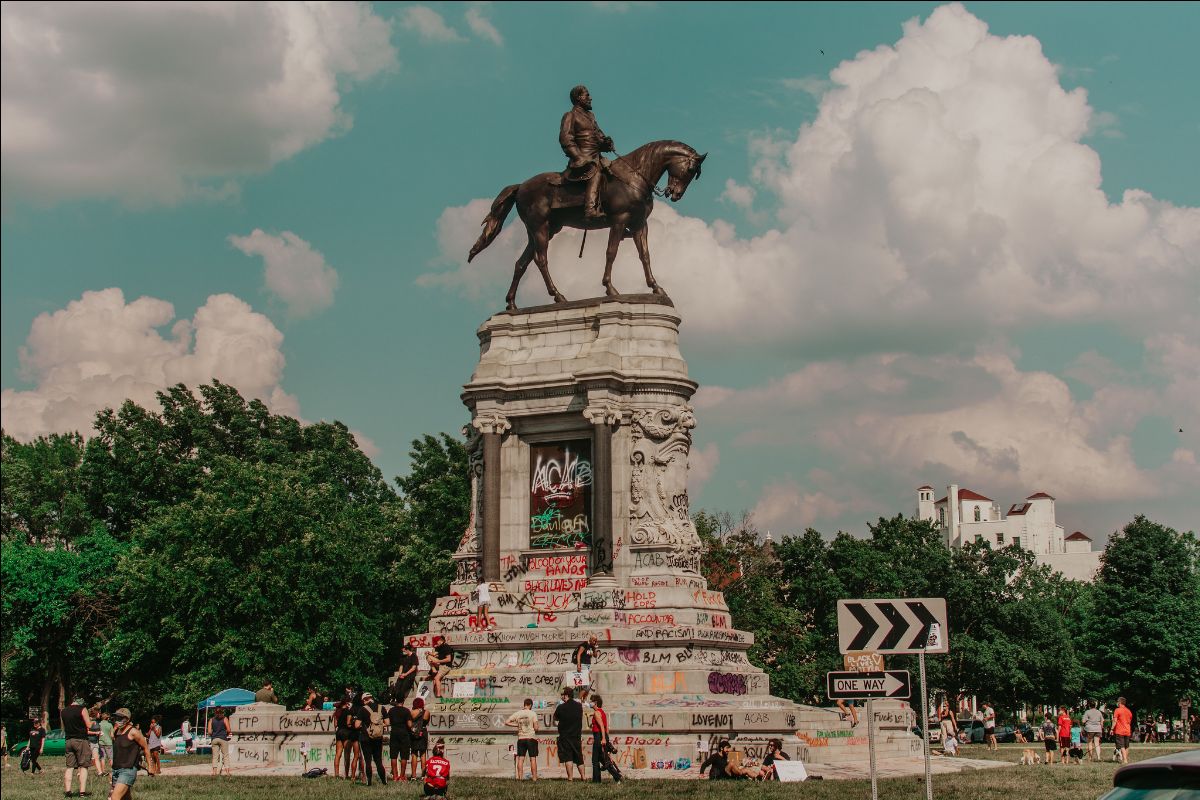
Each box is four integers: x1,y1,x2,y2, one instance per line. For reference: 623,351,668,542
836,598,949,654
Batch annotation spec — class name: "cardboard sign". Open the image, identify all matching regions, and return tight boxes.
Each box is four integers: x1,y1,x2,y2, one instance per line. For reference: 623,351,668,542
452,681,477,698
562,671,590,689
843,652,885,672
775,761,809,782
416,681,434,702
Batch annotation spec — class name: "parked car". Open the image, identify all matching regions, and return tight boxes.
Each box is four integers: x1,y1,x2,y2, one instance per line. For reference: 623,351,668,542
160,728,212,754
957,718,1018,744
11,728,66,756
1097,747,1200,799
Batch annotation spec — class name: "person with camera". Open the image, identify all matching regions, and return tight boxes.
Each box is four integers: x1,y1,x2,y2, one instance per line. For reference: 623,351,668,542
588,695,621,783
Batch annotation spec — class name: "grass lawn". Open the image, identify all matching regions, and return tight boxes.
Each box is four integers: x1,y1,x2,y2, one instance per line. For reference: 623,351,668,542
4,744,1196,800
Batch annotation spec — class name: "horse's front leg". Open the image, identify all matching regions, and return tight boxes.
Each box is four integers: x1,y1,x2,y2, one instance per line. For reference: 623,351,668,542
602,216,629,297
632,224,667,297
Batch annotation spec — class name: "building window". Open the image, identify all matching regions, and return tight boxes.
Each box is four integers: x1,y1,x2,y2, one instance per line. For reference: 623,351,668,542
997,532,1005,545
938,508,945,526
1013,537,1021,549
975,534,983,543
974,506,981,522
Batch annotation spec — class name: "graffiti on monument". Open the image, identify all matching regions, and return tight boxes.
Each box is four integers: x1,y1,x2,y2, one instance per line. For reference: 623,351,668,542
529,440,593,549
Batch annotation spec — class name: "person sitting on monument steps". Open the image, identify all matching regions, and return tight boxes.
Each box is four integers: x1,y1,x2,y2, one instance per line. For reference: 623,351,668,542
255,681,278,704
394,643,419,703
553,687,585,781
700,740,754,780
505,698,539,781
427,636,456,698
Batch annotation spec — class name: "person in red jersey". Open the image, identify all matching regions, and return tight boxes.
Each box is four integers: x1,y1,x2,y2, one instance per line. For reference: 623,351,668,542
424,739,451,797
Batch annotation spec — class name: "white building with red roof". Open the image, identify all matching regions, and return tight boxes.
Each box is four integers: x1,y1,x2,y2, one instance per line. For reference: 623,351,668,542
915,484,1099,580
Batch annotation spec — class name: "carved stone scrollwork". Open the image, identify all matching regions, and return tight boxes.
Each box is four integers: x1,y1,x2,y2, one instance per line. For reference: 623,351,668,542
583,401,622,426
629,407,701,560
471,411,512,436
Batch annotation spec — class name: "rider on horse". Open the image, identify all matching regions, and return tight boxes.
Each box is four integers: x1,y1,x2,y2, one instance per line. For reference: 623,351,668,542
559,85,615,219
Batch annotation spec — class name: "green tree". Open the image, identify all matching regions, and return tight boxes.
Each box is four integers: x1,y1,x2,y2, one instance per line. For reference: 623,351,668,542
1079,516,1200,710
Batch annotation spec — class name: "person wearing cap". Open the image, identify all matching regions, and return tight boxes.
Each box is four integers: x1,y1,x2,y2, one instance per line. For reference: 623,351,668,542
423,740,451,797
109,708,152,800
355,692,388,786
61,695,94,797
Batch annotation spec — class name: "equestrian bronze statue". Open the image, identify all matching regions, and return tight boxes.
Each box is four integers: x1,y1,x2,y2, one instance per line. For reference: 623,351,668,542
468,85,705,311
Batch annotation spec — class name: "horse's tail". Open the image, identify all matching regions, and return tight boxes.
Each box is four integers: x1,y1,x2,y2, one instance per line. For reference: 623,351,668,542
468,184,520,262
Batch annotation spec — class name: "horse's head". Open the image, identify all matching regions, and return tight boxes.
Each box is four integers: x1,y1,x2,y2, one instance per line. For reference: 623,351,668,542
664,147,706,202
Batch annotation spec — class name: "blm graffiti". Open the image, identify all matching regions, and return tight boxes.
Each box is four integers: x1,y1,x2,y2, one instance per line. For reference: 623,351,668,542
529,440,592,549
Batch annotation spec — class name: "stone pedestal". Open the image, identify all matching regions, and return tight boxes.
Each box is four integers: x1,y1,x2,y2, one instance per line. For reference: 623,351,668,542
395,296,917,776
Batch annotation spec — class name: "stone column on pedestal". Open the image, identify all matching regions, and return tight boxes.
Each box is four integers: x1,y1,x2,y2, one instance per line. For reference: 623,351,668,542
472,411,510,582
584,401,621,586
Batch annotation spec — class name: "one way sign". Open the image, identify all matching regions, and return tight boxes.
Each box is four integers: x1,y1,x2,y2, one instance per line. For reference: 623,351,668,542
837,598,949,654
827,670,912,700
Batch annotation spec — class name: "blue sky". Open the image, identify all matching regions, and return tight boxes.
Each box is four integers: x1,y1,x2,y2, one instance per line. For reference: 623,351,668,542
3,2,1197,543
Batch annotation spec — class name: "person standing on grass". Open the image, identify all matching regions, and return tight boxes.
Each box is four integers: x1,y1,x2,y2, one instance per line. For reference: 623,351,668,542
505,698,539,781
207,708,231,776
387,698,413,782
1041,714,1058,764
553,687,585,781
344,692,365,782
1056,706,1072,765
88,707,105,777
1113,697,1133,764
938,698,957,743
108,708,152,800
1,724,8,769
589,695,621,783
333,698,353,779
410,698,431,779
1083,701,1104,762
27,718,46,774
982,702,997,751
61,696,93,796
98,712,114,775
355,692,388,786
146,715,164,775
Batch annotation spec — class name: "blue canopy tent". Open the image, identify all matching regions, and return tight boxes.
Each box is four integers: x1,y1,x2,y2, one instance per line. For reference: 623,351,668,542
196,688,256,742
198,688,255,709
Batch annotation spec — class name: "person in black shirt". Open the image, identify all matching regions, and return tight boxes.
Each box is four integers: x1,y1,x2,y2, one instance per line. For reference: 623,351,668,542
109,708,152,800
387,701,413,781
394,644,420,703
700,740,753,780
27,719,46,774
552,688,584,780
573,635,599,701
427,636,456,699
62,696,93,796
761,738,790,780
355,692,387,786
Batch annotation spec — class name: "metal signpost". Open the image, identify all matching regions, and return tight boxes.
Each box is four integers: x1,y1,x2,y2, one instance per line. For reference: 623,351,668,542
838,598,948,800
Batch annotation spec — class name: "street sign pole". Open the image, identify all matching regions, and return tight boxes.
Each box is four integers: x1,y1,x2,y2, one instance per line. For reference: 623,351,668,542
868,697,878,800
920,649,932,800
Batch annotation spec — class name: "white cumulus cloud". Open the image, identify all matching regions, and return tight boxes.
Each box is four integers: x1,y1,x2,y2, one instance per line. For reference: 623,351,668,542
402,5,464,42
1,2,396,206
465,5,503,45
1,289,299,441
230,229,339,318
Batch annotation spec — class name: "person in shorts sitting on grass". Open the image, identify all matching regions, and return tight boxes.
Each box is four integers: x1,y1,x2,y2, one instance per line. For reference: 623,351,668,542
700,739,755,779
109,708,152,800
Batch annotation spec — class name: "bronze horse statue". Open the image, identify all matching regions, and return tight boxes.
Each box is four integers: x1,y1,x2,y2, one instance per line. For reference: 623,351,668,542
468,140,705,310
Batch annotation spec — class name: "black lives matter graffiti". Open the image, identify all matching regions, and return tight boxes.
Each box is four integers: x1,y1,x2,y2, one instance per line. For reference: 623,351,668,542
529,440,592,549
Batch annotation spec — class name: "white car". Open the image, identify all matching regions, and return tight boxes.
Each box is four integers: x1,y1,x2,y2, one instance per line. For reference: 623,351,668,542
160,728,211,754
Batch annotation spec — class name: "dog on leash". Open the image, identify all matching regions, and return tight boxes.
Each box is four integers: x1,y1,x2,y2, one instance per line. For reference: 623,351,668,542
1020,749,1042,765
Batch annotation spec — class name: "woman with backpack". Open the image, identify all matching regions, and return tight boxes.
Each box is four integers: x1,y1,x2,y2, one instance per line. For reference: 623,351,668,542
355,692,388,786
410,698,431,779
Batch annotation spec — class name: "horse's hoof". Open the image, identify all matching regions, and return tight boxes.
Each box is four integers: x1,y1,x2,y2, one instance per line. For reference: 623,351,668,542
506,302,518,311
553,292,567,303
651,285,667,296
605,285,620,297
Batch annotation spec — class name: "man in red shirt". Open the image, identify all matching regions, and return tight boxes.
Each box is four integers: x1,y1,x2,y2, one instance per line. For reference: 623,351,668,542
424,740,451,797
1112,697,1134,764
1056,706,1072,764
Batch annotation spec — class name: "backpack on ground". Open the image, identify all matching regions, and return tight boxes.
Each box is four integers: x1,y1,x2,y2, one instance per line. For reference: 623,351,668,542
367,705,384,740
303,767,328,778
